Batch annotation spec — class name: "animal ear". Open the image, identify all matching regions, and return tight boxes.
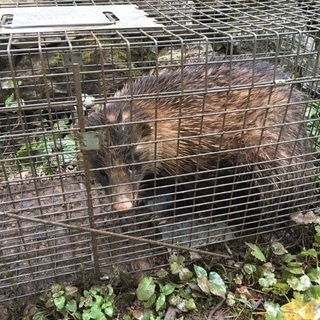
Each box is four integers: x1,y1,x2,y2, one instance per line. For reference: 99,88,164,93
135,122,151,138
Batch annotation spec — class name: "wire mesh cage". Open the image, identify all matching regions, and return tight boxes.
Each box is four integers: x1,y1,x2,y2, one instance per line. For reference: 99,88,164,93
0,0,320,302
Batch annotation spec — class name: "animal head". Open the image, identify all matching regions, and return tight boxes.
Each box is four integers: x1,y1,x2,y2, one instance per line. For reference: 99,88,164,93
86,107,152,211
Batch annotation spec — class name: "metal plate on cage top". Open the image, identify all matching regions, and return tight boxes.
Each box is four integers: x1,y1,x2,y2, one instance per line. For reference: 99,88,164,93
0,5,162,33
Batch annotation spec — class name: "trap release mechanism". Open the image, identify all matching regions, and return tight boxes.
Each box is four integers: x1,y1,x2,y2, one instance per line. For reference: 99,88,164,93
0,5,162,33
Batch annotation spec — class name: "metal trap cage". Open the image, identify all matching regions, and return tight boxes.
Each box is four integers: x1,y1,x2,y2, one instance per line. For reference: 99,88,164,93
0,0,320,302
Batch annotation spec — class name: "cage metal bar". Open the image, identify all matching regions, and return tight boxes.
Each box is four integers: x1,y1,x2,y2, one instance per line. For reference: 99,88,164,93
0,0,319,304
0,211,231,258
72,62,101,276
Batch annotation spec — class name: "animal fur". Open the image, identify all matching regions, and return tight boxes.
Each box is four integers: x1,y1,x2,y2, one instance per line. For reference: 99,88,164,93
85,60,316,220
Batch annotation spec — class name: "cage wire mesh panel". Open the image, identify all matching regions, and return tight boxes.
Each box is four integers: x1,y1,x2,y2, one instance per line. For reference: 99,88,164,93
0,0,320,301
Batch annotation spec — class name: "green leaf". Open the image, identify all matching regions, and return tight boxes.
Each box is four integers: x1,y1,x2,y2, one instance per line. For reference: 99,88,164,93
208,272,227,298
264,301,284,320
5,93,24,109
157,269,168,278
179,267,193,281
304,284,320,300
285,265,305,275
106,284,114,296
185,298,196,311
169,255,185,275
94,294,103,306
136,277,156,301
168,295,187,312
308,267,320,284
271,242,288,255
226,292,236,307
156,294,166,311
145,293,157,309
287,275,311,291
51,284,62,294
104,306,114,318
44,298,54,309
160,283,175,296
82,310,91,320
299,248,318,258
65,286,78,297
315,234,320,244
53,296,66,310
65,299,77,313
170,262,182,275
90,304,106,319
246,242,266,262
2,79,19,89
168,294,179,306
194,265,208,278
178,287,191,299
32,311,51,320
259,270,277,288
270,282,291,296
282,253,293,263
243,264,257,275
101,300,112,309
262,262,275,272
52,290,65,299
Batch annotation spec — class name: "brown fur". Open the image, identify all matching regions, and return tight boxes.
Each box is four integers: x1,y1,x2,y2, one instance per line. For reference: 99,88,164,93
86,60,316,216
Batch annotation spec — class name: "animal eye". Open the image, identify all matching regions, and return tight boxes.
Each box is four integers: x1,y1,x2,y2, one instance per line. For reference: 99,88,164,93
99,170,106,176
99,170,109,179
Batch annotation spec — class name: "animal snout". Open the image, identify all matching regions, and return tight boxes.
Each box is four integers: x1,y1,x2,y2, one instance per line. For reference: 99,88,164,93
112,195,134,211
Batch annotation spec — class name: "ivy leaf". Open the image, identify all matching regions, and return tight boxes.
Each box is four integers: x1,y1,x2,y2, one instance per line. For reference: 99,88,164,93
136,277,156,301
179,267,193,281
90,304,106,319
131,309,143,320
157,269,168,278
246,242,266,262
104,305,114,318
282,253,293,263
196,276,211,294
208,272,227,298
160,283,175,296
170,262,183,275
51,284,63,294
271,242,288,255
94,294,103,306
243,264,257,275
285,264,305,275
169,255,185,275
53,296,66,310
262,262,275,273
145,293,157,309
194,265,208,278
308,267,320,284
264,301,284,320
82,310,91,320
156,294,166,311
65,299,77,313
185,298,196,311
259,270,277,288
287,275,311,291
65,286,78,297
270,282,291,296
299,248,318,258
170,296,187,312
226,292,236,307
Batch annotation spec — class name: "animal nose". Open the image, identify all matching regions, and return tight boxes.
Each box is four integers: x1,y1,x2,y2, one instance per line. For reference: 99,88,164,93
112,199,133,211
